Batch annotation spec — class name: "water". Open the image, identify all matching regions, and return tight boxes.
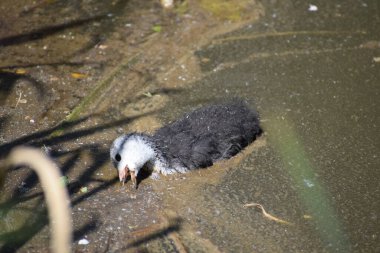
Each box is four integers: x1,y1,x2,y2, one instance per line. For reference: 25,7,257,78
1,0,379,252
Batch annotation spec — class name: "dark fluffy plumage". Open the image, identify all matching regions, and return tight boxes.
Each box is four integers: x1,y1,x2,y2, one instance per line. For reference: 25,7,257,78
110,100,261,186
152,100,261,170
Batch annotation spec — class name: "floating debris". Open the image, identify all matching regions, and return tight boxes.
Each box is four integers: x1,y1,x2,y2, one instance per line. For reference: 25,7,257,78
308,4,318,12
78,238,89,245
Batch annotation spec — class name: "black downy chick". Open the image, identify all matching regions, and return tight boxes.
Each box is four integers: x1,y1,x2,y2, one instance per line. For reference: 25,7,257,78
110,100,261,188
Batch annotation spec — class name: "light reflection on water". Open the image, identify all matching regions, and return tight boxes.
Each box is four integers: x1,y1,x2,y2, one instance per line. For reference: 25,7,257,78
264,116,350,251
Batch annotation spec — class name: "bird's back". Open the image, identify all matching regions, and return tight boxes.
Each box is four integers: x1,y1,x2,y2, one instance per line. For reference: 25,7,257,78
153,100,261,170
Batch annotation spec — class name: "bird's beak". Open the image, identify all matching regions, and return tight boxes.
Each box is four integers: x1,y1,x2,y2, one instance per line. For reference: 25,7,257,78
119,166,137,188
119,166,130,185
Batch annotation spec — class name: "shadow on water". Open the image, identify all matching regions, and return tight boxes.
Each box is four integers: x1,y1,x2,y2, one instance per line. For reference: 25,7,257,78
0,0,133,47
0,205,98,253
0,71,45,107
0,109,150,252
117,217,183,252
0,0,134,106
0,81,183,251
0,15,106,47
0,12,107,80
0,1,183,250
1,60,105,70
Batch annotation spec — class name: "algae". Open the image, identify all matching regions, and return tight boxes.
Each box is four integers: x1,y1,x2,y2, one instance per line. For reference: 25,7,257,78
199,0,256,21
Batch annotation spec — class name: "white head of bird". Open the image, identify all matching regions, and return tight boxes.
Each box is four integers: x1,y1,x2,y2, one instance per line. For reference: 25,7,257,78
110,134,155,188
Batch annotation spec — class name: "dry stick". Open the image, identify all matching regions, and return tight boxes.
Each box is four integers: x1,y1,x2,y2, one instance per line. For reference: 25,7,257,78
243,203,293,226
7,147,72,253
15,91,22,108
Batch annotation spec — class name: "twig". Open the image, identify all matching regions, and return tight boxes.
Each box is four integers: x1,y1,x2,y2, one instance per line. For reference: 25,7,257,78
15,91,22,108
244,203,293,225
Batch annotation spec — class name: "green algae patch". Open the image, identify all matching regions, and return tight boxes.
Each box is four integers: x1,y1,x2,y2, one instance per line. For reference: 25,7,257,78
199,0,256,21
174,0,189,15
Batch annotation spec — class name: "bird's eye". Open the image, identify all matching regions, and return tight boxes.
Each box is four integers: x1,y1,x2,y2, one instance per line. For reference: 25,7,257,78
115,153,121,162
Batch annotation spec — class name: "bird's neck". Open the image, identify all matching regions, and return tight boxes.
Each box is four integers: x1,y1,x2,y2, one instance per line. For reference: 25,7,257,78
125,134,170,174
122,134,157,170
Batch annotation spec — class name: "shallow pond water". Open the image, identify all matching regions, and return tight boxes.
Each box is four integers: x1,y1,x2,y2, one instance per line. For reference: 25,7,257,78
1,0,380,252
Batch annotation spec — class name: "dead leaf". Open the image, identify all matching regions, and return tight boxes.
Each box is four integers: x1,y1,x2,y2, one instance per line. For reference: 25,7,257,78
71,72,88,79
15,68,27,74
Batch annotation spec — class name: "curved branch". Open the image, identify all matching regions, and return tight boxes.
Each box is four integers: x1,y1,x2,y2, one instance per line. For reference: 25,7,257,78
6,146,72,253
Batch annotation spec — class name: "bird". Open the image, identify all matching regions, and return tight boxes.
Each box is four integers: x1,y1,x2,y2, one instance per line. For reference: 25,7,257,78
110,100,261,188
